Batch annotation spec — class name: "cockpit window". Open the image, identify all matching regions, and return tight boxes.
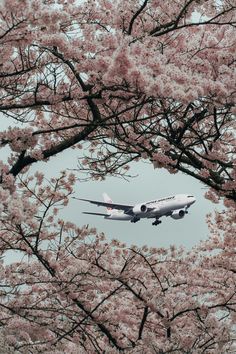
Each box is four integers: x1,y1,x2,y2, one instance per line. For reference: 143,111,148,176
187,195,194,197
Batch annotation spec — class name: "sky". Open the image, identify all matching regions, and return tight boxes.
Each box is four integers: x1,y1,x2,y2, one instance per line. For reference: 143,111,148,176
29,147,217,250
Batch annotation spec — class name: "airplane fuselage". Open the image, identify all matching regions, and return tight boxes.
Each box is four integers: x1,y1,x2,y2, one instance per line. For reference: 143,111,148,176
80,193,196,226
104,194,195,221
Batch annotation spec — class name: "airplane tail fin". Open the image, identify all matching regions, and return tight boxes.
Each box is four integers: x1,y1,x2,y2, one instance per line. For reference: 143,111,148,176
102,193,118,215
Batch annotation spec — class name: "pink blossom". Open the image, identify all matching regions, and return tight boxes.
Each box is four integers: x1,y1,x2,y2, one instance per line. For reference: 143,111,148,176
29,150,44,160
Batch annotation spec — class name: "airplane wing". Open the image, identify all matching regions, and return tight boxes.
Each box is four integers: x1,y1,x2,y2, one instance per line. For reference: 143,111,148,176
83,211,109,216
79,198,133,212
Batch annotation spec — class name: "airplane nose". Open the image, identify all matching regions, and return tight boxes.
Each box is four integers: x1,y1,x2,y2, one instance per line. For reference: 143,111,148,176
191,197,196,205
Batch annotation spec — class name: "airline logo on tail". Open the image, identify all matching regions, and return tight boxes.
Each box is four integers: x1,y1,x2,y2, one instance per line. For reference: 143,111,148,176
102,193,121,216
102,193,113,212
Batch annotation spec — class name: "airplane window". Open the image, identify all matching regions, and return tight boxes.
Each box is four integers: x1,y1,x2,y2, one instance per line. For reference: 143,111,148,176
187,195,194,197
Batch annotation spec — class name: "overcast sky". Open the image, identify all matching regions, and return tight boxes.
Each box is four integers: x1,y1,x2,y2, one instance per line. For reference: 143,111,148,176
27,147,218,250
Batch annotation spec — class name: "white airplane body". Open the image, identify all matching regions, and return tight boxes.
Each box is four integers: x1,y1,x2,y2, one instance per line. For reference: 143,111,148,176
80,193,196,226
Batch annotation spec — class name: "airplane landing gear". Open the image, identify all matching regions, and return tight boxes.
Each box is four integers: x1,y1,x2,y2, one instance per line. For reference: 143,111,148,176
152,219,162,226
131,217,140,223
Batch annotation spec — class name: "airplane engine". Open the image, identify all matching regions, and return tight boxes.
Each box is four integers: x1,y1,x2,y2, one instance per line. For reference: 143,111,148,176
171,209,185,220
132,204,148,215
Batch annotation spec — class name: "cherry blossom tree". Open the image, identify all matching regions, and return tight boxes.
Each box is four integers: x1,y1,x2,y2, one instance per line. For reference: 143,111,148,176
0,179,235,352
0,0,235,352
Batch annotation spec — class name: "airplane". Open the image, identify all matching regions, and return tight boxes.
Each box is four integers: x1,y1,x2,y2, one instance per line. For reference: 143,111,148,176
79,193,196,226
